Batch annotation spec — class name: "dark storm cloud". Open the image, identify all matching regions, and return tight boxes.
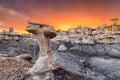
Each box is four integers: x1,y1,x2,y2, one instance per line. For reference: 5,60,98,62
0,0,120,9
0,0,120,13
0,0,120,18
0,0,119,16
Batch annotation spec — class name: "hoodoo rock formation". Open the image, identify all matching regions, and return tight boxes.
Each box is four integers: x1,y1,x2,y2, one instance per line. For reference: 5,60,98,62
26,22,57,77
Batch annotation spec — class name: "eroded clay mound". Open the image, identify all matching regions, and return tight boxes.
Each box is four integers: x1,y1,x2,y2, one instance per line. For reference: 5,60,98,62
24,67,86,80
0,54,86,80
52,67,86,80
0,54,33,80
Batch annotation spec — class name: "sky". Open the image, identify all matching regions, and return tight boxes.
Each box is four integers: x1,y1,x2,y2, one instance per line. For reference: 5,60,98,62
0,0,120,33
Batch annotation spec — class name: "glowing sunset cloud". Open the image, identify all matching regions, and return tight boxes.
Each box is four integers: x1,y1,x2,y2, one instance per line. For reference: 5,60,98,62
0,0,120,33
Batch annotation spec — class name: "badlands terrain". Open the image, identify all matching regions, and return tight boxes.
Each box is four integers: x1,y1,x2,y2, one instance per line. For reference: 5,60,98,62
0,21,120,80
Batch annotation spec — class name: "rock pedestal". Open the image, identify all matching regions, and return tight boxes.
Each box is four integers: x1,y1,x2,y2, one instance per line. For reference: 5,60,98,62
26,22,57,75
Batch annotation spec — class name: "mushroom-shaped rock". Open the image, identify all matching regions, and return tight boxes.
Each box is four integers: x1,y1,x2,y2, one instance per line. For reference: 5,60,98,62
26,22,57,75
26,21,57,38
